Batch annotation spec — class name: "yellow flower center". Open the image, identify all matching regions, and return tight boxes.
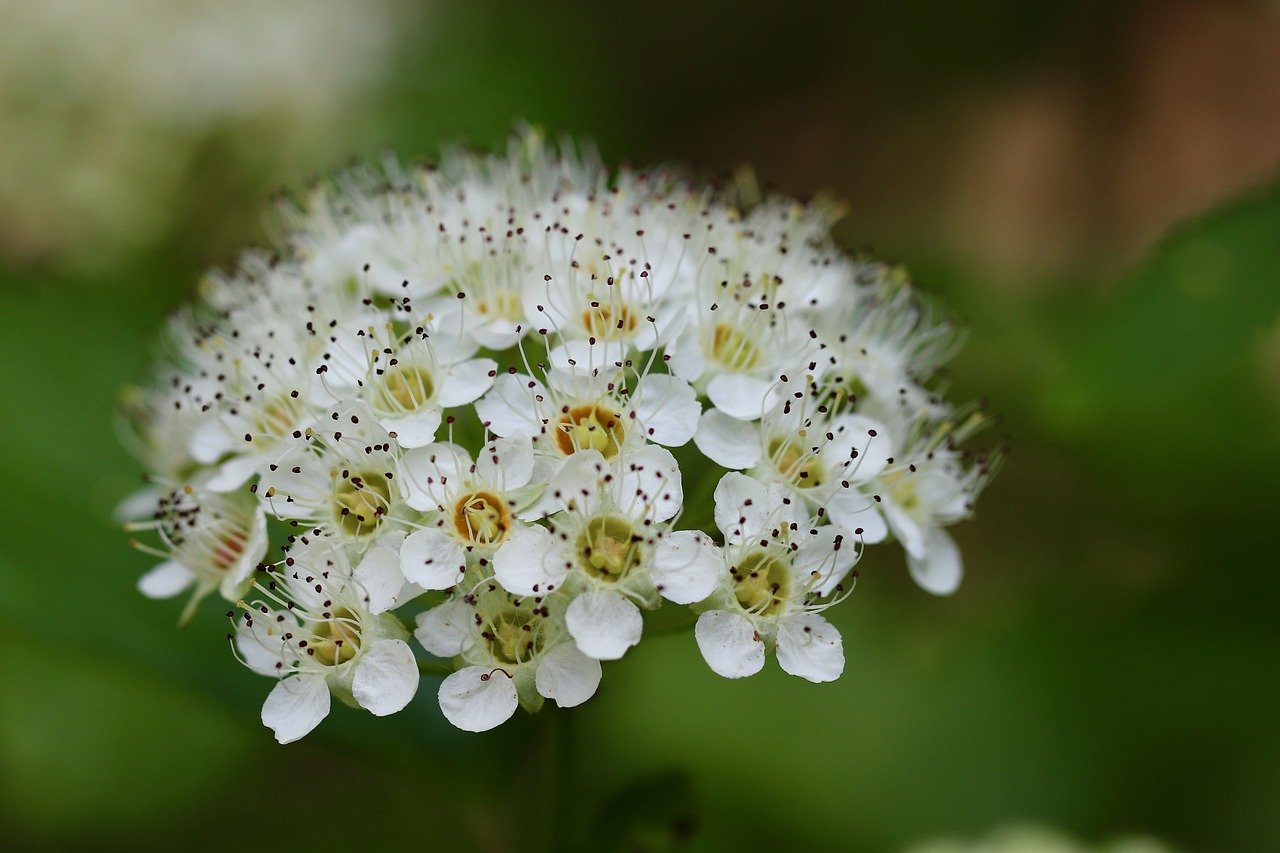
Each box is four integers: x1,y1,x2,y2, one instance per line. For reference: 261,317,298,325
452,491,511,546
732,550,792,617
581,302,639,339
380,365,435,412
710,322,762,371
311,608,361,666
554,404,626,458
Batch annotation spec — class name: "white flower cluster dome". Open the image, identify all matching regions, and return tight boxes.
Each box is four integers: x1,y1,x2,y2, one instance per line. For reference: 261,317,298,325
121,131,999,741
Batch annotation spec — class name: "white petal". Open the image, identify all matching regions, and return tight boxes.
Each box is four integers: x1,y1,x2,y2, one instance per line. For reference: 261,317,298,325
380,407,442,449
535,643,602,708
472,319,524,351
793,524,859,596
547,449,607,515
205,455,261,493
437,358,498,407
695,610,765,679
475,436,535,491
492,524,568,595
776,613,845,683
439,666,519,732
650,531,723,604
137,560,196,599
189,416,233,465
353,542,407,614
399,442,470,511
474,373,545,439
617,444,683,523
400,528,467,590
713,472,769,544
114,487,161,524
633,374,701,447
907,527,963,595
415,600,476,657
565,589,643,661
827,490,889,545
352,639,420,716
883,499,927,558
694,409,761,470
261,674,331,744
706,373,774,421
828,414,893,483
663,330,705,382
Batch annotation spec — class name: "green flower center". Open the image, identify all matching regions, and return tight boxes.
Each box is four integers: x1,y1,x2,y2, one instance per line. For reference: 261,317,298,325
575,515,643,583
766,434,825,489
334,470,392,537
555,404,626,459
311,608,361,666
482,610,543,666
732,550,792,617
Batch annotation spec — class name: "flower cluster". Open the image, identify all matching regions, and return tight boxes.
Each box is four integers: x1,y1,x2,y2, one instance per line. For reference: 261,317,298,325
121,131,998,741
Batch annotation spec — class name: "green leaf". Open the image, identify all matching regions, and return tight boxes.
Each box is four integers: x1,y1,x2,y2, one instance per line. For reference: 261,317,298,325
1042,180,1280,513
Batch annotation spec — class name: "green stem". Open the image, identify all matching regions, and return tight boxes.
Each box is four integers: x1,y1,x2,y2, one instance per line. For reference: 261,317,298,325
540,709,576,852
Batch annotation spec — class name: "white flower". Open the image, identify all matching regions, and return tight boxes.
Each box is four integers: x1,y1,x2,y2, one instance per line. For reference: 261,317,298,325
257,403,403,542
415,581,600,732
493,446,718,660
397,437,541,590
127,483,268,620
693,473,859,683
476,364,700,484
315,317,497,448
866,414,998,595
234,536,419,743
665,209,845,420
809,262,959,418
694,386,894,542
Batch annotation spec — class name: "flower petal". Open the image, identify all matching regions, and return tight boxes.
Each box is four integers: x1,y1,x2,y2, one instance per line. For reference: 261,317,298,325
261,674,331,744
439,666,519,732
713,472,769,544
694,609,765,679
565,589,643,660
415,600,476,657
380,407,442,449
694,409,761,470
474,372,546,439
535,643,602,708
650,531,723,604
437,358,498,407
137,560,196,599
475,436,535,491
907,527,963,595
353,541,408,614
827,490,889,545
633,374,701,447
618,444,683,523
352,639,420,716
492,524,568,595
400,528,467,590
706,373,774,421
776,612,844,683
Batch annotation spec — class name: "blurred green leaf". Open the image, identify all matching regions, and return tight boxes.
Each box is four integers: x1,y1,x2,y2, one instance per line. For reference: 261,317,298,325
1042,181,1280,512
589,769,698,853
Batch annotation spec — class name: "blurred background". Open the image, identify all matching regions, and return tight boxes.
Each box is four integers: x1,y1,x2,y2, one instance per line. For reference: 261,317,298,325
1,1,1278,850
